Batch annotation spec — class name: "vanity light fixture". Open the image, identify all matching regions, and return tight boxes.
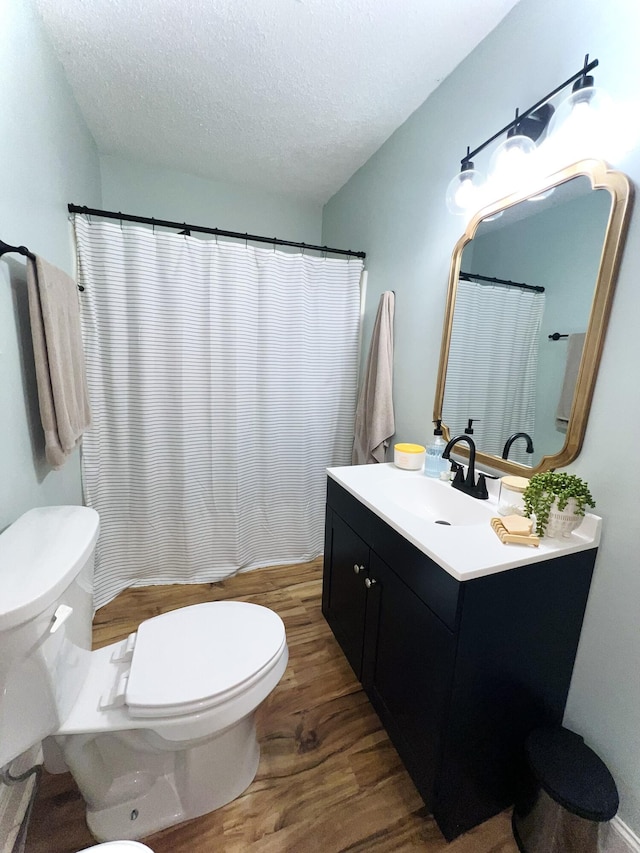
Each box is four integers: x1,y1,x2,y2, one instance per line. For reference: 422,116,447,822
446,55,603,215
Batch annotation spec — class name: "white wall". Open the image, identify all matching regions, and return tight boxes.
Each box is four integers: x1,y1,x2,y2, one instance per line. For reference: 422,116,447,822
100,154,323,243
323,0,640,834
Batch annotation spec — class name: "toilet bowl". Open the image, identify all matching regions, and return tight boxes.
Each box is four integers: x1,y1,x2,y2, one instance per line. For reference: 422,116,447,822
0,507,288,842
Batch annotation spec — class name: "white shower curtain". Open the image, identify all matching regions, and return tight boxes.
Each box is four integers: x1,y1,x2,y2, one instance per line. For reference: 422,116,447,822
74,217,363,608
443,280,545,465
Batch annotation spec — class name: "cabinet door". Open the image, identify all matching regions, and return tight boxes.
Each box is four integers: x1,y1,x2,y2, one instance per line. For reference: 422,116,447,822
365,553,456,806
322,511,370,679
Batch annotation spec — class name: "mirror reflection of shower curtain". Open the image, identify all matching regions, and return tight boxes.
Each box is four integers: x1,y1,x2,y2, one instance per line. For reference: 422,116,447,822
443,280,545,465
74,217,363,609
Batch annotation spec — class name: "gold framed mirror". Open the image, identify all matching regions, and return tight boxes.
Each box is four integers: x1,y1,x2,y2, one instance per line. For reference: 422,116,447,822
434,159,633,475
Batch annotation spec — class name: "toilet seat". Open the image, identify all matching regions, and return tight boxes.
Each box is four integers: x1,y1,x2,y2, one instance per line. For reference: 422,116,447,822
124,601,286,718
56,599,288,744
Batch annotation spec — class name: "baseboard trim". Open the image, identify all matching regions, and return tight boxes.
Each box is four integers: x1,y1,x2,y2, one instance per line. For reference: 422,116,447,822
604,816,640,853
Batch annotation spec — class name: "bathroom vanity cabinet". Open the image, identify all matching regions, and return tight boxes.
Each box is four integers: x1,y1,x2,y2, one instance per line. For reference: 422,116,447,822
322,476,597,841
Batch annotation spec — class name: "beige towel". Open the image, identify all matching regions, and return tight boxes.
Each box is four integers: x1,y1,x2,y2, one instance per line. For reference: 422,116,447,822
26,256,91,468
352,291,395,464
555,332,585,431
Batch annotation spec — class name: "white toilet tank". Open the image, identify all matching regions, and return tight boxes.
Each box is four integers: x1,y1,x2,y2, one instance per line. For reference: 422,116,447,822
0,506,99,767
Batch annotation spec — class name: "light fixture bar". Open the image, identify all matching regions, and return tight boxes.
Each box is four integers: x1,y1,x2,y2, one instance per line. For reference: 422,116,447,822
462,55,599,167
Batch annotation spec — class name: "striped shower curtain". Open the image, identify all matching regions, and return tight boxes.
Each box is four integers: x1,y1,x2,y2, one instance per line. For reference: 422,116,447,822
443,280,545,465
74,217,363,608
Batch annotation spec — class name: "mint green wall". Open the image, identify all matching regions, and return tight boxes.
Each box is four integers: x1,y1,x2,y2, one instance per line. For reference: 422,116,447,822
0,0,101,531
100,155,323,243
323,0,640,833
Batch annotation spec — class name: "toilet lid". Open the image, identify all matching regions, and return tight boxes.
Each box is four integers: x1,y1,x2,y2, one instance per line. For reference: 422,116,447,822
125,601,286,718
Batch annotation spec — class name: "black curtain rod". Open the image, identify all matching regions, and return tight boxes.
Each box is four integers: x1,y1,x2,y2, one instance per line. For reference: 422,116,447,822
548,332,569,340
463,55,599,166
460,270,545,294
0,239,35,261
68,205,366,259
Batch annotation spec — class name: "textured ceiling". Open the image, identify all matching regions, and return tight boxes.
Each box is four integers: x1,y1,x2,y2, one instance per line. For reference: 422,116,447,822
35,0,521,203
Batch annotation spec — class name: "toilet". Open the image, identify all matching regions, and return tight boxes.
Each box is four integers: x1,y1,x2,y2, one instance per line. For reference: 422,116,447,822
0,506,288,842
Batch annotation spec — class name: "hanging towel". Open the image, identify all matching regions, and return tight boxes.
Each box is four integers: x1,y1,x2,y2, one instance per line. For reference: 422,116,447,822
26,256,91,468
352,291,395,464
555,332,586,431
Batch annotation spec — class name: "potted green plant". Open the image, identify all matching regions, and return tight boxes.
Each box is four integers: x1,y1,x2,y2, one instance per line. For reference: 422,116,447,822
522,471,595,538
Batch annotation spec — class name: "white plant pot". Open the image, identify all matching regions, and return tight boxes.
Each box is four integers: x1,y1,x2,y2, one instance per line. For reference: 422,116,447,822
544,497,582,539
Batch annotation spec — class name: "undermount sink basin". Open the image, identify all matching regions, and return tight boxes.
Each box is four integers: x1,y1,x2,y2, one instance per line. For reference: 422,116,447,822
389,476,495,527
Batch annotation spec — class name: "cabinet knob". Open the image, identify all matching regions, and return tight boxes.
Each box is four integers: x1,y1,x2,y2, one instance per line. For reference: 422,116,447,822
353,563,365,575
364,577,377,589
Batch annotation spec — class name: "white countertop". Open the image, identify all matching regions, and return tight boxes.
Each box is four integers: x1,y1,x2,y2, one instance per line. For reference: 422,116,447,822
327,463,601,582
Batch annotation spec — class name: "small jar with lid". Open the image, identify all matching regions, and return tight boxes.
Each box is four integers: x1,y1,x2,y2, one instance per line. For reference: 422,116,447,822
393,443,426,470
498,475,530,516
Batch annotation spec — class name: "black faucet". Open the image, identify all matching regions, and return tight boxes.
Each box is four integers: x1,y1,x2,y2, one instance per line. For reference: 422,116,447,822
442,435,489,500
501,432,535,460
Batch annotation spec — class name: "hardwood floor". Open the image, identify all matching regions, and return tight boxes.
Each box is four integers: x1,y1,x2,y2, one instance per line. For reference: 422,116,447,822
25,560,519,852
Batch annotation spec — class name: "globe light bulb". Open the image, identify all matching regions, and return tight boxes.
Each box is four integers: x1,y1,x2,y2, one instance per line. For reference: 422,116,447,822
489,134,537,189
445,164,485,215
547,78,613,162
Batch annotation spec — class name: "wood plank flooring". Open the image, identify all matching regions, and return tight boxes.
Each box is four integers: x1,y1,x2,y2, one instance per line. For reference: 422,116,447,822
25,560,519,852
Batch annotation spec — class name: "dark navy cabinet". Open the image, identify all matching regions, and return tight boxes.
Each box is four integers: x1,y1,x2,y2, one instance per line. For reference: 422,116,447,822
322,512,370,679
322,477,597,840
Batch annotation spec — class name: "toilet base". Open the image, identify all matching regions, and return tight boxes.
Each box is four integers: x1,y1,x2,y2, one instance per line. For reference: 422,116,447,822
83,716,261,842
